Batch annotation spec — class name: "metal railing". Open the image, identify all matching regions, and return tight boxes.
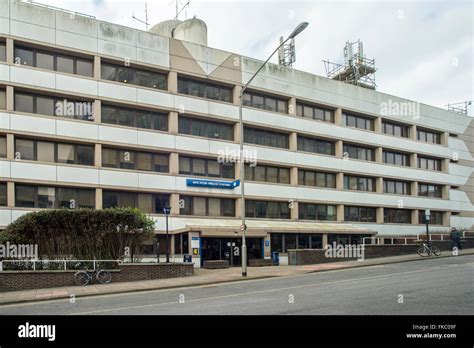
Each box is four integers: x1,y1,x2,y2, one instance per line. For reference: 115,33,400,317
0,259,121,272
363,236,417,246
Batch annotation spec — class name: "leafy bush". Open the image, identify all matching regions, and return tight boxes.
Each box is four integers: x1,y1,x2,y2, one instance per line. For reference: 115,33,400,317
0,208,155,260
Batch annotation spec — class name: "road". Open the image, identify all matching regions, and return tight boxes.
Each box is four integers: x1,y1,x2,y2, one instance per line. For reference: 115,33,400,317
0,255,473,315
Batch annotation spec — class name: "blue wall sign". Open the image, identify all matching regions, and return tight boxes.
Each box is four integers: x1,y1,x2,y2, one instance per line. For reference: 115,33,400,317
186,178,240,189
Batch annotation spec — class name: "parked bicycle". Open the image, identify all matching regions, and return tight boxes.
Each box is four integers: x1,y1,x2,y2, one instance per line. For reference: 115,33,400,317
417,241,441,257
74,269,112,286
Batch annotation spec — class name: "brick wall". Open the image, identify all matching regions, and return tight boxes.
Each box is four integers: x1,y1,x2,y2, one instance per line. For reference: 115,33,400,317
0,263,194,292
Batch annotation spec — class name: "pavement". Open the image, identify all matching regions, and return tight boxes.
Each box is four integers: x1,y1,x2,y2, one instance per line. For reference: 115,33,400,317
0,248,473,306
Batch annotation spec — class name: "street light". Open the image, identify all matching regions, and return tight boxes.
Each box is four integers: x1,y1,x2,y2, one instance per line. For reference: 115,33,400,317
163,204,171,263
238,22,309,277
425,209,431,242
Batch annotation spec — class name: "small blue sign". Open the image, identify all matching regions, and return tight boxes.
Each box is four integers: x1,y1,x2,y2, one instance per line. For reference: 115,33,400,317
265,240,270,247
163,207,171,214
186,178,240,189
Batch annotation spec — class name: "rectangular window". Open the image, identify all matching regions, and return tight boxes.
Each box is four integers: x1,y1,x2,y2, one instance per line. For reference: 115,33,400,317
245,200,290,219
243,91,287,114
298,169,336,188
102,104,168,131
383,180,411,195
0,136,6,158
179,156,233,179
383,150,410,166
179,116,234,141
299,203,336,221
343,144,375,161
344,175,375,192
179,196,235,217
102,62,167,90
244,127,289,149
382,121,409,138
102,147,169,173
418,183,443,198
14,45,93,77
417,128,441,144
344,206,377,222
245,164,290,184
343,113,374,131
178,77,232,103
0,183,7,206
103,190,169,214
0,90,5,110
296,102,334,122
297,136,335,155
0,42,5,61
418,210,443,225
384,208,411,224
15,185,95,209
417,156,442,171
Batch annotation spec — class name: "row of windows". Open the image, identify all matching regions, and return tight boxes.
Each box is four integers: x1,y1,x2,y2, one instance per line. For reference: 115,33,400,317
419,183,442,198
296,102,334,123
343,113,374,131
271,233,323,252
245,164,290,184
7,184,446,224
383,151,410,167
14,45,93,77
178,77,232,103
384,180,411,195
102,104,168,131
179,116,234,141
418,157,442,171
243,91,287,114
297,136,334,156
180,156,234,179
102,148,169,173
101,62,167,90
244,127,289,149
344,175,375,192
417,128,441,144
343,144,375,161
383,121,409,138
298,170,336,188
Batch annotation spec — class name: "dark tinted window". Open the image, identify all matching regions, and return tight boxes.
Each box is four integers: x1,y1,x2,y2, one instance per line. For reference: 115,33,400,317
245,164,289,184
244,127,289,149
298,170,336,188
344,206,376,222
243,91,287,113
102,104,168,131
178,77,232,103
102,63,167,90
418,210,443,225
0,183,7,206
0,42,5,61
343,144,375,161
179,116,233,140
245,200,290,219
15,185,94,209
417,156,442,171
383,180,411,195
297,136,335,155
296,102,334,122
383,151,410,166
344,175,375,192
180,196,235,217
0,90,5,110
102,148,169,173
418,183,442,198
343,113,374,131
103,190,170,214
180,156,233,179
299,203,336,221
417,128,441,144
383,121,409,138
384,209,411,223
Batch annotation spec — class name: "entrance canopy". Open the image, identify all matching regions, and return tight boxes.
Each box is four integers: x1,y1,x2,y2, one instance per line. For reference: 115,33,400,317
168,218,376,237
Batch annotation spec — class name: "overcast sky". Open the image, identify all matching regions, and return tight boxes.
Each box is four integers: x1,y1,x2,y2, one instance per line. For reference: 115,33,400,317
36,0,473,113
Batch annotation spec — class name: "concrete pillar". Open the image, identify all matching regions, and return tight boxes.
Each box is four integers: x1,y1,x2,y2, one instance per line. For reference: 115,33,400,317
6,133,14,160
93,56,101,79
375,147,383,163
410,153,418,168
94,143,101,167
168,71,178,94
290,201,299,220
443,211,451,226
442,185,450,199
170,234,175,256
441,158,449,173
169,111,178,134
170,193,180,216
264,233,271,258
411,181,418,196
235,197,242,218
376,207,384,223
7,182,14,207
409,125,417,140
169,152,179,175
93,99,101,123
411,209,419,224
290,167,298,186
234,162,241,180
6,38,13,65
233,85,242,106
288,97,296,116
335,140,343,158
6,86,13,111
441,132,449,146
336,173,344,190
289,132,297,151
95,188,103,209
233,122,241,143
374,117,382,133
376,177,383,193
334,108,342,126
337,204,344,222
322,233,328,248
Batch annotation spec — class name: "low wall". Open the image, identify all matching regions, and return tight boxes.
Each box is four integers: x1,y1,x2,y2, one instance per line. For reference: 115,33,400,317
288,238,474,266
0,263,194,292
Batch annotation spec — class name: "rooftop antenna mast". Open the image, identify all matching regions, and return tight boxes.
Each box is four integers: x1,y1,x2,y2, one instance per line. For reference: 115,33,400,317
278,36,296,68
132,3,150,31
446,101,472,116
171,0,190,20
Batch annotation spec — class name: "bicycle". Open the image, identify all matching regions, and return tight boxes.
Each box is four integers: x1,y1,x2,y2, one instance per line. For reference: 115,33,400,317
417,241,441,257
74,269,112,286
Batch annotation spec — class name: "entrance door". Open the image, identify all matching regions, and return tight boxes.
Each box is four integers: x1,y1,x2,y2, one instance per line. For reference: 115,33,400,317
201,237,262,266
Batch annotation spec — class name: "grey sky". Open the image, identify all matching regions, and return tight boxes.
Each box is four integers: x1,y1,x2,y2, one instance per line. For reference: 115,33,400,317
35,0,473,113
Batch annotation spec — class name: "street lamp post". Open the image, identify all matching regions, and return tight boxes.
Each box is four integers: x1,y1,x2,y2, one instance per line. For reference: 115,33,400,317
239,22,309,277
163,204,171,263
425,209,431,243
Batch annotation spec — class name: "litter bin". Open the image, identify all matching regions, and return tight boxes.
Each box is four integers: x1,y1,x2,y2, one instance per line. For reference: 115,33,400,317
271,252,279,266
183,254,192,263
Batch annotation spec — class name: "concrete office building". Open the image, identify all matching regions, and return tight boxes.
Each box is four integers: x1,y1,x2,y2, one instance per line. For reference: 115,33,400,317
0,0,472,266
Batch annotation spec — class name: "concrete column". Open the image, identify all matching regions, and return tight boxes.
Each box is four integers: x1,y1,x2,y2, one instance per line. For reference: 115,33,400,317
411,209,419,224
170,193,180,216
6,133,14,160
289,132,297,151
169,152,179,175
411,181,418,196
6,86,13,111
335,140,343,158
376,207,384,223
409,125,417,140
6,38,13,65
93,56,101,79
288,97,296,116
93,99,101,123
94,143,102,168
336,173,344,190
334,108,342,126
443,211,451,226
375,147,383,163
290,201,299,220
95,188,103,209
374,117,382,133
168,71,178,94
234,162,241,180
235,197,242,218
7,182,14,207
263,233,271,258
376,177,383,193
442,185,450,199
169,111,178,134
337,204,344,222
322,233,328,248
290,167,298,186
441,132,449,146
233,122,241,143
233,85,242,105
441,158,449,173
170,235,175,256
410,153,418,168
